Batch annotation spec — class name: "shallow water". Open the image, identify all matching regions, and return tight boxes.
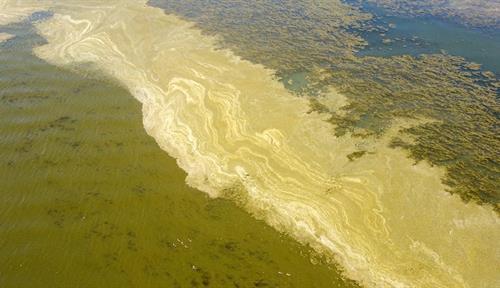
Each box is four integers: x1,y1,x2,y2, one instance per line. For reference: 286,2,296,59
353,2,500,75
146,0,499,211
0,20,357,288
1,1,499,288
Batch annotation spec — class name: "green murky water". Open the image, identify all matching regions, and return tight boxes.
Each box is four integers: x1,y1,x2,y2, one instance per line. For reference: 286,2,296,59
0,21,357,288
1,1,499,287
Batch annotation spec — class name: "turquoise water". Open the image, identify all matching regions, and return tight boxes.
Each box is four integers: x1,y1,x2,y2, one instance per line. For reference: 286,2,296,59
353,2,500,75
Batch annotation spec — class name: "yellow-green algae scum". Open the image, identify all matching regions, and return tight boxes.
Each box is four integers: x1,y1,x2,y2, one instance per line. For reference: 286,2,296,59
0,10,358,288
1,1,499,288
150,0,500,212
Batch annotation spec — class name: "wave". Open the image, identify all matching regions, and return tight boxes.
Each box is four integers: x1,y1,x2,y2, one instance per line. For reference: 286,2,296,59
1,1,499,287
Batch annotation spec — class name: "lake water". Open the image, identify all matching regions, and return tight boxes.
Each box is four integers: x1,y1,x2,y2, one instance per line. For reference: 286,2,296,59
0,18,355,288
353,1,500,75
1,1,499,288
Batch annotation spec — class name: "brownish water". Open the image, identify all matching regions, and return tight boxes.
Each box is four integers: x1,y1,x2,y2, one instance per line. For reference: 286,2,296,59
0,19,357,288
1,1,499,287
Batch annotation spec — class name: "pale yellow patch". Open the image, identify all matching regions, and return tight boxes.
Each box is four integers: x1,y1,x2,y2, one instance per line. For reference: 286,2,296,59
0,32,14,42
0,0,48,26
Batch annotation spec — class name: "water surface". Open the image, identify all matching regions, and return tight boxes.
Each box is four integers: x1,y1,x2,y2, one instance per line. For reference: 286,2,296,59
1,1,499,288
352,1,500,75
0,19,356,288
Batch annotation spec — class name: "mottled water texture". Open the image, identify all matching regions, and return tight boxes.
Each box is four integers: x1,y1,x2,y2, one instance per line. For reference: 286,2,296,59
352,2,500,74
362,0,500,29
0,20,358,288
1,1,499,287
149,0,500,212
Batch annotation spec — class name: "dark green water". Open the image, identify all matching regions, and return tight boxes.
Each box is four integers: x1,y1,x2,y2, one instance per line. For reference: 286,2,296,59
0,20,357,288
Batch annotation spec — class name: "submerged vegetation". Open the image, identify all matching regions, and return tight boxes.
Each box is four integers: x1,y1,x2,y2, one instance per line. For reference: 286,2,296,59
0,19,359,288
359,0,500,29
150,0,499,212
0,1,498,287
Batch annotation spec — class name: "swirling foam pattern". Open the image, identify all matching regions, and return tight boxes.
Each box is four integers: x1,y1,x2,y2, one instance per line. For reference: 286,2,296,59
1,1,499,287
